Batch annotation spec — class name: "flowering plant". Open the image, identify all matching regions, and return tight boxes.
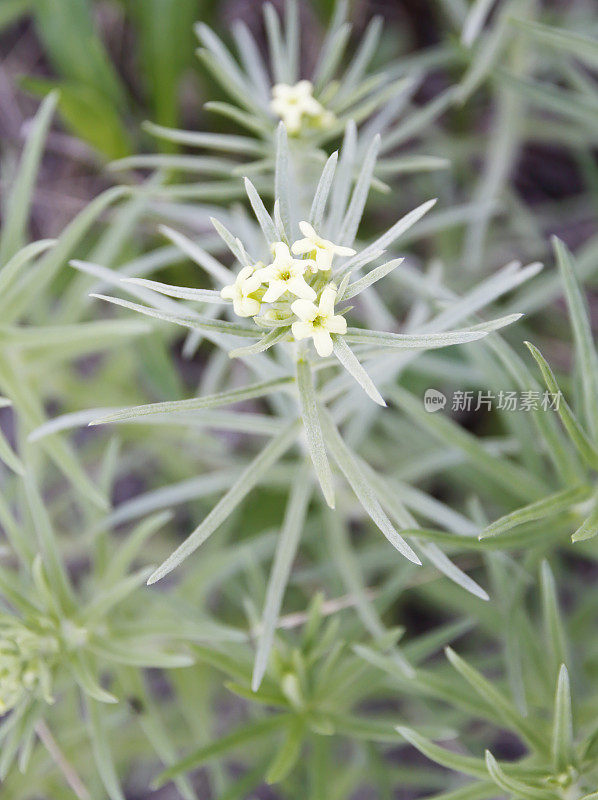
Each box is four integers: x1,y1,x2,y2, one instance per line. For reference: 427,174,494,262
1,1,598,799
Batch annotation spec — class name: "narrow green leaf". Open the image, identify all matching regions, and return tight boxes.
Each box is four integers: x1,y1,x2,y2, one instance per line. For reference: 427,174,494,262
154,715,286,787
89,638,193,668
332,337,386,406
69,653,118,704
0,92,57,263
121,278,225,304
338,134,381,247
275,122,293,239
143,121,265,155
553,236,598,438
396,727,488,779
0,239,55,298
310,151,338,230
0,429,24,475
512,18,598,68
159,224,233,283
245,177,278,244
342,258,404,300
540,561,569,675
526,341,598,469
480,485,591,539
388,385,547,502
147,421,299,584
266,717,304,784
296,359,335,508
252,464,311,691
445,648,548,754
572,503,598,542
86,699,125,800
90,377,293,425
90,294,258,339
552,665,574,773
229,327,289,358
484,751,551,799
320,410,421,565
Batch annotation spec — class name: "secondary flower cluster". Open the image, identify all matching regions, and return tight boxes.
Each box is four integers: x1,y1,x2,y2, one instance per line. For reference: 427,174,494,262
0,625,55,713
220,222,355,357
270,81,335,134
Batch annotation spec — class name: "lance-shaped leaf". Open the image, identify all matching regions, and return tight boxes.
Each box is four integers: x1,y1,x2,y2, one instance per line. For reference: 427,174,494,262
296,359,335,507
90,376,292,425
90,294,259,339
0,430,24,476
332,336,386,406
484,752,551,800
541,561,569,676
343,314,521,349
252,468,311,692
396,727,489,780
0,91,57,264
526,341,598,470
0,239,56,298
572,503,598,543
320,410,421,564
266,717,304,784
143,120,266,154
244,177,278,244
554,236,598,439
336,198,436,279
159,224,233,284
121,278,225,304
154,715,287,787
310,151,338,230
388,385,547,502
86,699,126,800
552,665,574,774
479,485,591,539
341,258,404,300
338,134,380,247
445,648,549,754
147,421,299,584
69,652,117,704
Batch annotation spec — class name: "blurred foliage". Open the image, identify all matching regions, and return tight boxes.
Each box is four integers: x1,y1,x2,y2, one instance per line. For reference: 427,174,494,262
1,1,598,799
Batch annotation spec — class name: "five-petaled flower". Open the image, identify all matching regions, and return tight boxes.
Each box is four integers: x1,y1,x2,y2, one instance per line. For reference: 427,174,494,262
291,283,347,357
292,221,356,272
256,243,316,302
270,81,334,134
220,265,263,317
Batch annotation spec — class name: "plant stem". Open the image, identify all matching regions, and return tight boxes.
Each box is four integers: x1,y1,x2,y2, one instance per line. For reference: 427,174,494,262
35,720,92,800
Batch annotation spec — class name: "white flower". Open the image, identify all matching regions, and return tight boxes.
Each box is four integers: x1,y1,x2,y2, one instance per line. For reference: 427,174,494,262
270,81,333,134
256,242,316,303
220,265,263,318
291,221,356,271
291,283,347,357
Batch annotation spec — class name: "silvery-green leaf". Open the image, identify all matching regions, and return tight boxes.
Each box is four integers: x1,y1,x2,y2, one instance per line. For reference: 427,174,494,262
143,121,265,154
296,359,335,508
147,421,299,584
310,151,338,230
332,336,385,406
90,377,292,425
122,278,225,304
0,91,57,264
252,463,311,691
320,410,421,565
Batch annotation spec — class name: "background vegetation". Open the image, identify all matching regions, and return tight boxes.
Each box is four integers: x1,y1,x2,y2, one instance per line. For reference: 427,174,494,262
0,1,597,798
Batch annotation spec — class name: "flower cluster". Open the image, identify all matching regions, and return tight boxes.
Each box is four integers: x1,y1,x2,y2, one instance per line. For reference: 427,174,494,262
270,81,335,134
220,222,355,357
0,625,55,713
